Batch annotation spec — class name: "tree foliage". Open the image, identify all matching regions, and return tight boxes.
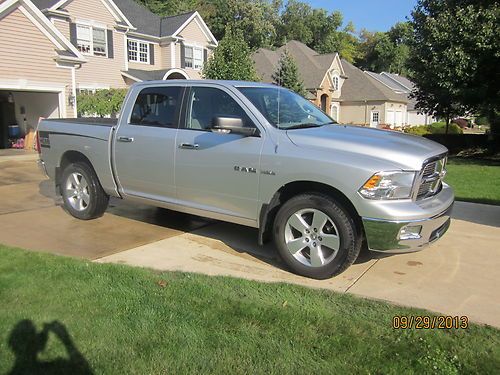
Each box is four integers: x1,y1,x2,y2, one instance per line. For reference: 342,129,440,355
356,22,412,74
77,89,127,118
271,49,306,95
202,25,259,81
138,0,359,61
408,0,500,136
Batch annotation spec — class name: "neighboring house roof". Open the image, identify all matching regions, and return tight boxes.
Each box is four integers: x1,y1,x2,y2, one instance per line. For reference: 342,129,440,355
1,0,86,63
252,40,345,90
365,71,408,93
340,60,407,103
366,71,419,110
382,72,414,91
31,0,216,42
30,0,59,9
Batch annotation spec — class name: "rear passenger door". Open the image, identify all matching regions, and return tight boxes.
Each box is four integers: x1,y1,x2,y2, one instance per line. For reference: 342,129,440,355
114,85,183,200
175,85,264,221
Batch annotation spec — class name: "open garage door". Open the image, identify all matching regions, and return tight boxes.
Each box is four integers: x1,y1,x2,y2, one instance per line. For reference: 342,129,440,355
0,90,60,149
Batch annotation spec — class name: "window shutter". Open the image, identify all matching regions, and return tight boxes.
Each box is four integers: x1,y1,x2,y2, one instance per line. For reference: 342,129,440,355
69,23,77,47
203,48,208,64
180,45,185,68
149,44,154,65
107,30,114,59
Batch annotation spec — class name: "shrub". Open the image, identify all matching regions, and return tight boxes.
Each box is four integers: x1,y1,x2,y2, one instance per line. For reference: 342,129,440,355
475,116,490,126
429,121,463,134
404,125,430,136
77,89,127,118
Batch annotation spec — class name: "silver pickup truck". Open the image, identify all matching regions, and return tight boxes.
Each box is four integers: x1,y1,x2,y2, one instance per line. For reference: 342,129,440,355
38,80,453,279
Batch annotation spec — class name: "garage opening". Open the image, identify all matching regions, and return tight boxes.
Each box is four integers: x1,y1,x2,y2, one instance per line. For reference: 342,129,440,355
0,90,60,149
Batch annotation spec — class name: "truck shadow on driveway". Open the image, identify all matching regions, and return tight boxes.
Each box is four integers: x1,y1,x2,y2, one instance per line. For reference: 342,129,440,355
38,179,377,271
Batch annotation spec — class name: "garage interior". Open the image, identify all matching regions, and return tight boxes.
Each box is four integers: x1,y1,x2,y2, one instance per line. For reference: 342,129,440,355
0,90,60,149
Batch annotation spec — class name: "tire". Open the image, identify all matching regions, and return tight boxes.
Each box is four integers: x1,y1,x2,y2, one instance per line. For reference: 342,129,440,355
61,162,109,220
273,193,361,279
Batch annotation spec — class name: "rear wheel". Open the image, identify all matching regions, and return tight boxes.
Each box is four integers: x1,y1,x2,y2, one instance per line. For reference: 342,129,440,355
273,193,361,279
61,162,109,220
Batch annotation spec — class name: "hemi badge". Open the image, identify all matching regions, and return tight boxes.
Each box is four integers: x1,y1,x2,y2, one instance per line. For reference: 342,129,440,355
261,170,276,176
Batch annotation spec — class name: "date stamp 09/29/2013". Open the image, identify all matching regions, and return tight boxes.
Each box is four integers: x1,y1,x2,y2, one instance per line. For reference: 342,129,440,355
393,315,469,329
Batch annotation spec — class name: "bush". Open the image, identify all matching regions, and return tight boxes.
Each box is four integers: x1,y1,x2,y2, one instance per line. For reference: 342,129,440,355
429,121,463,134
475,116,490,126
404,125,430,136
77,89,127,118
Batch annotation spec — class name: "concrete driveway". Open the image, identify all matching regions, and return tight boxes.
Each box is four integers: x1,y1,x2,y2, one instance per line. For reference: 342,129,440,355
1,156,499,328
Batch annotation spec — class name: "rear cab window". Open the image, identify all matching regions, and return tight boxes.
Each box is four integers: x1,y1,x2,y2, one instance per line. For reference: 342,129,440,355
130,86,182,128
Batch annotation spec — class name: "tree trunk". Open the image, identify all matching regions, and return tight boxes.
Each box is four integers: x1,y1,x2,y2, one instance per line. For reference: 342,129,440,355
445,114,450,135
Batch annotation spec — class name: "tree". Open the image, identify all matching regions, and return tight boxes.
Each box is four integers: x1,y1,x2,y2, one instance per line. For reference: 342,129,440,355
271,49,306,95
77,89,127,118
408,0,499,137
202,25,259,81
356,22,412,74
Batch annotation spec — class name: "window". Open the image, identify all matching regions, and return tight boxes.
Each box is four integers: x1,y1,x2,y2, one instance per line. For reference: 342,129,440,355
77,24,107,56
329,71,340,91
185,87,253,131
238,87,335,129
130,86,181,128
184,46,203,70
372,111,379,122
333,76,339,91
128,39,149,63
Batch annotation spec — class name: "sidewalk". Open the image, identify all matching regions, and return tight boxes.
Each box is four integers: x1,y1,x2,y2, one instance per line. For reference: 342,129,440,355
97,201,500,328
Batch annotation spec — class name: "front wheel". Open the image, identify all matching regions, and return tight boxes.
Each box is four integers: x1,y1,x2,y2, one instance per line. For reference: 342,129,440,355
61,162,109,220
273,193,361,279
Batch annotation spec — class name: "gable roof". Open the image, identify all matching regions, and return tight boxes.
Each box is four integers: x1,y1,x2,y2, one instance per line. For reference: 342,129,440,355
365,71,418,109
252,40,344,89
1,0,86,63
32,0,215,42
340,60,407,103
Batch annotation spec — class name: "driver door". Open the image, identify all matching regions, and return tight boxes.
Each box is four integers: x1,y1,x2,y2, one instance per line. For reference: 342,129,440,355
175,85,263,220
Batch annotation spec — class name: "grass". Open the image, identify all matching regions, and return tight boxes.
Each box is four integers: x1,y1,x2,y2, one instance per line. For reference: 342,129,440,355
0,245,499,374
445,158,500,205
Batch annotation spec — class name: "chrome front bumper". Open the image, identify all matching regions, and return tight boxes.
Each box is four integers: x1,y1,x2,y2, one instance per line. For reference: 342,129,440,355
362,203,453,253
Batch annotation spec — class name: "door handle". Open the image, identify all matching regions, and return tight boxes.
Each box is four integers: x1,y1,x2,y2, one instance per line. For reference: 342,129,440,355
178,143,199,150
117,136,134,143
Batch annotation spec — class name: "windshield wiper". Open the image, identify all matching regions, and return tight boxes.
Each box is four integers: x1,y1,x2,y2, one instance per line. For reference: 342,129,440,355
285,121,335,130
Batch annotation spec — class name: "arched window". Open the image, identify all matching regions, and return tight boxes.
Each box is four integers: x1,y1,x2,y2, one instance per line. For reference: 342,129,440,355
330,70,340,91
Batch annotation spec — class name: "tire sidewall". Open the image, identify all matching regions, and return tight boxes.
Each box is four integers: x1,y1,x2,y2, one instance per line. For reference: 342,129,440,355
61,163,101,220
273,194,356,279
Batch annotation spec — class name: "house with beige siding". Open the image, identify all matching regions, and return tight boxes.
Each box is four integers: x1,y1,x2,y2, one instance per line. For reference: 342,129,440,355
252,40,409,128
0,0,217,149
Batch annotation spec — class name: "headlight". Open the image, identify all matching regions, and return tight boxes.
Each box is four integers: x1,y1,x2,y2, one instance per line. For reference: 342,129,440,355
359,171,416,200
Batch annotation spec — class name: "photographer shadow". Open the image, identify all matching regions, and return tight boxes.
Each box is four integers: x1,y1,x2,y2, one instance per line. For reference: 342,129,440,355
7,319,93,375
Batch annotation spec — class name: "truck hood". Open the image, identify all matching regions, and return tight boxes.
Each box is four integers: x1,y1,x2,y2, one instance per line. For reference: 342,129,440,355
286,125,448,170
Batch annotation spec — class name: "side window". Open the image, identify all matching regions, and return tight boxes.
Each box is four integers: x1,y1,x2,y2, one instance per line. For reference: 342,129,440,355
185,87,253,131
130,86,181,128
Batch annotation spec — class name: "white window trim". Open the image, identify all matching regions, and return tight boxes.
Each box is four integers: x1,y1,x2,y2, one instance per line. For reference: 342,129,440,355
127,38,150,64
183,43,204,70
329,70,340,91
76,22,108,58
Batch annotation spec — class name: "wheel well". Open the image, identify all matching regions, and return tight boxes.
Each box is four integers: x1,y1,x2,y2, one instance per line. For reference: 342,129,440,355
259,181,363,245
56,151,94,189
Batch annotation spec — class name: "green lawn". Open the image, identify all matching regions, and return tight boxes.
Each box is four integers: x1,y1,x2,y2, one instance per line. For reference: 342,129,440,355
445,158,500,205
1,245,499,374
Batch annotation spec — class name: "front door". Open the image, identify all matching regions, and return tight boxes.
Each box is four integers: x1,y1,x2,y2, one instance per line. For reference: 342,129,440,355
370,110,379,128
175,86,263,220
114,85,183,200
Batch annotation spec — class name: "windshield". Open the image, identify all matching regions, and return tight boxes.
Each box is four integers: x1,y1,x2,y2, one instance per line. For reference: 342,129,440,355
237,87,336,130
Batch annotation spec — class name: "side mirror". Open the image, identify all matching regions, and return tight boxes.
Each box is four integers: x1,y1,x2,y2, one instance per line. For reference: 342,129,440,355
211,116,257,136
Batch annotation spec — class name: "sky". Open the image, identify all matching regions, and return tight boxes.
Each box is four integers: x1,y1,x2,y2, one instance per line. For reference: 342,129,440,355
306,0,419,32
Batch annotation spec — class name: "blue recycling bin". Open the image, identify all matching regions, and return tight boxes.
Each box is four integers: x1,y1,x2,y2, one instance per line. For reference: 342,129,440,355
8,125,20,138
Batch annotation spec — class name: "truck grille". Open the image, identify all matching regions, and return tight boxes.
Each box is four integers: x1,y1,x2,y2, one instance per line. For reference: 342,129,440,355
416,156,447,200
